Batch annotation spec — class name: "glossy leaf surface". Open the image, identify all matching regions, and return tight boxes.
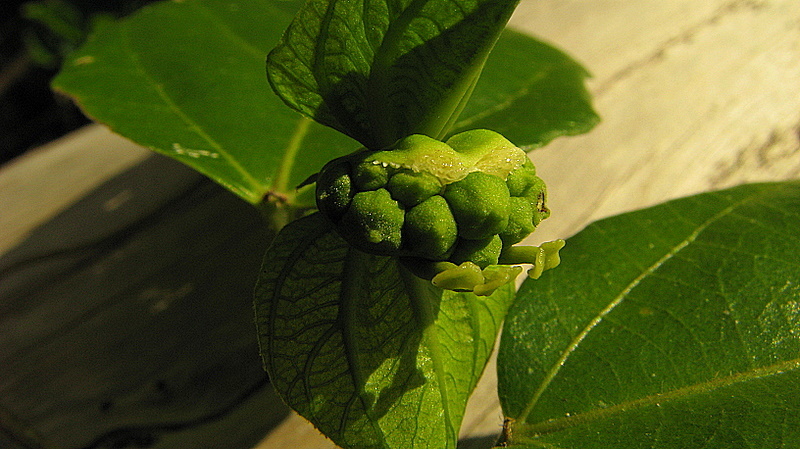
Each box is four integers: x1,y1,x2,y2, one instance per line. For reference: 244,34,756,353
266,0,522,148
497,181,800,448
53,0,597,206
453,29,599,149
52,0,358,205
254,213,515,449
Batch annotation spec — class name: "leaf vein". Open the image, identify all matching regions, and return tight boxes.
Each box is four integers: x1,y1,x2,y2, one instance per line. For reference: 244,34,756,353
188,1,266,59
118,21,261,193
524,357,800,436
518,196,756,422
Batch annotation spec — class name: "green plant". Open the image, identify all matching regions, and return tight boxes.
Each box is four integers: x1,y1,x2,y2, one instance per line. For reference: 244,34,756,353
53,1,800,448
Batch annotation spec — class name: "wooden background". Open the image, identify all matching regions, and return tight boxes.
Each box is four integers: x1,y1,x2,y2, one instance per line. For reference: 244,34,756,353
1,0,799,448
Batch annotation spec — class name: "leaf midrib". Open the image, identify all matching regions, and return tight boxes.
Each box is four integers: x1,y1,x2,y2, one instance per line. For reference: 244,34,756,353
366,0,430,146
453,68,549,130
339,247,386,443
273,116,313,195
517,193,758,423
521,357,800,436
119,19,261,198
399,266,459,449
188,1,266,59
122,2,312,203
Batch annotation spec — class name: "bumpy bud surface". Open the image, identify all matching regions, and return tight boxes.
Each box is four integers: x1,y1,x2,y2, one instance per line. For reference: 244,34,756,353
315,129,562,294
387,170,442,207
403,195,458,258
339,189,404,255
352,160,390,191
500,197,536,246
316,161,353,220
449,235,503,268
443,172,510,240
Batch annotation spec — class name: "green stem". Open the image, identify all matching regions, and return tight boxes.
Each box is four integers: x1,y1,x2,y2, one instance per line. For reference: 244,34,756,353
256,198,297,237
257,116,315,234
273,116,312,195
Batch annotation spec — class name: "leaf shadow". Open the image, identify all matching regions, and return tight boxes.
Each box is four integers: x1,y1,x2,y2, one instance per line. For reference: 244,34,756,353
345,255,439,422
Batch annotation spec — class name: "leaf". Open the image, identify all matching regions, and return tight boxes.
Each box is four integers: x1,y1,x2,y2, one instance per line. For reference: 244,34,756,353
52,0,596,208
23,0,85,45
452,29,599,150
496,181,800,448
53,0,596,207
254,213,515,449
266,0,521,149
52,0,359,205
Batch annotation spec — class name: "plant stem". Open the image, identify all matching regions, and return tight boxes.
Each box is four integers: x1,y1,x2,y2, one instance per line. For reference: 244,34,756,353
256,196,296,236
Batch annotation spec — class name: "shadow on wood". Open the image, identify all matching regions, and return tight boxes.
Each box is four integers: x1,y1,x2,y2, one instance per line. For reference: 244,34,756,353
0,154,289,448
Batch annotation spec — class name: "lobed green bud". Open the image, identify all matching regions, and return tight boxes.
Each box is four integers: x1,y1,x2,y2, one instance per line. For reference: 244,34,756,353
352,160,390,191
403,195,458,259
499,197,536,246
449,235,503,269
316,160,353,220
387,169,442,207
314,130,562,293
339,189,404,254
443,172,510,240
505,159,538,197
506,159,550,225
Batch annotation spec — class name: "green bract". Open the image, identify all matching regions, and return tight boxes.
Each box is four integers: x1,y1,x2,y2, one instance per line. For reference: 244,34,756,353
315,129,562,294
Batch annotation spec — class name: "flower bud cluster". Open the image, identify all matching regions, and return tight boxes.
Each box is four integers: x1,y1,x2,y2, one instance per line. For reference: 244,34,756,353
316,130,551,280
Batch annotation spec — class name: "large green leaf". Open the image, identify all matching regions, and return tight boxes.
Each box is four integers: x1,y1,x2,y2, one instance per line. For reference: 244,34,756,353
254,213,515,449
52,0,358,205
53,0,597,207
497,181,800,448
453,29,599,149
267,0,522,149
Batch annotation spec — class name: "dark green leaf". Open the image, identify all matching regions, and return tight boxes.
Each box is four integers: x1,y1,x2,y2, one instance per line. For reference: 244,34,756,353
453,29,599,150
267,0,521,149
497,181,800,448
53,0,358,205
255,213,515,449
52,0,596,207
52,0,596,206
23,0,85,45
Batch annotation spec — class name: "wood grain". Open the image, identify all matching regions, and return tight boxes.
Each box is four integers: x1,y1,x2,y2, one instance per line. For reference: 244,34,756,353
0,125,150,256
2,0,798,448
0,153,288,448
